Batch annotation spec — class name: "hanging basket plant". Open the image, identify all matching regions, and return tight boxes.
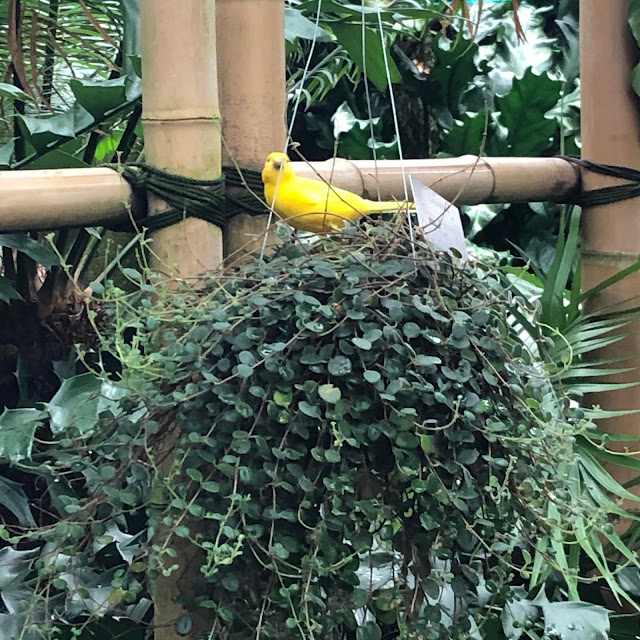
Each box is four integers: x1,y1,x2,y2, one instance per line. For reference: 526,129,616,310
3,224,636,639
94,225,613,639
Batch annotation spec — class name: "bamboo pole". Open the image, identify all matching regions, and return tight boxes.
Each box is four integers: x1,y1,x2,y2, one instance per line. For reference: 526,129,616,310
0,168,134,231
139,2,222,639
0,157,580,232
580,0,640,489
217,0,286,256
141,0,222,278
294,155,579,204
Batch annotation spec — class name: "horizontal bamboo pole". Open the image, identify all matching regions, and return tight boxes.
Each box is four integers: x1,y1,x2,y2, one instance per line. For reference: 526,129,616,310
0,156,581,232
0,168,135,231
294,155,581,204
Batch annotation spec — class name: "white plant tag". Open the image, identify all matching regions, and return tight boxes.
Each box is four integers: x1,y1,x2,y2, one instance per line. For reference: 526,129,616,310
410,175,468,261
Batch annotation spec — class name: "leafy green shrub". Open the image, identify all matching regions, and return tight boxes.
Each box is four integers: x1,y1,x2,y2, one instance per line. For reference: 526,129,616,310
0,227,637,639
93,228,620,639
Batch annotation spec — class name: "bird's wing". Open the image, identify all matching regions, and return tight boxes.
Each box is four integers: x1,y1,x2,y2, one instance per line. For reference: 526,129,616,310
295,179,407,216
292,177,365,217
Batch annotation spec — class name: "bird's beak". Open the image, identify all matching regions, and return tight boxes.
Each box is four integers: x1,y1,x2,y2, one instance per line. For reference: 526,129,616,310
273,159,282,171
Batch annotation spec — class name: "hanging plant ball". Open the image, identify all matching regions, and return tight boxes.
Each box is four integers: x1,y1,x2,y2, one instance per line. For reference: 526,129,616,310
102,227,586,640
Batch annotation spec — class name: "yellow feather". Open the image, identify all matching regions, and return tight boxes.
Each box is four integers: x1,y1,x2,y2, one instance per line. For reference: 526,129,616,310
261,152,414,234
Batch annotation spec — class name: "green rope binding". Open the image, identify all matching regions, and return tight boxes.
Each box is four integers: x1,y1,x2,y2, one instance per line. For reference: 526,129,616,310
102,162,268,232
558,156,640,207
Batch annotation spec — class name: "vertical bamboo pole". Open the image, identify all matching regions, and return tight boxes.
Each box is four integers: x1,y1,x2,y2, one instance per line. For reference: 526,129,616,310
142,0,223,277
581,0,640,488
140,2,221,639
217,0,286,257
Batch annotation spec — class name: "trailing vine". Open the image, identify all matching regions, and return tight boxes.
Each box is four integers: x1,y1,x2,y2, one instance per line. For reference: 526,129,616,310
0,225,634,639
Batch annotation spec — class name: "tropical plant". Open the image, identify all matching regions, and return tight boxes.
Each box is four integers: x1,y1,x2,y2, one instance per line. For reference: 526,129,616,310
0,0,142,409
503,204,640,634
0,223,638,639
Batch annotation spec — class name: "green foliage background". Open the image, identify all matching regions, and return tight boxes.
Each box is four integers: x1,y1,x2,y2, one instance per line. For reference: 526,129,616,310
285,0,580,274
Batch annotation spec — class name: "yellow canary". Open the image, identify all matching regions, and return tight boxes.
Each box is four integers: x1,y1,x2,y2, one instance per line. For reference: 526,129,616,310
261,152,414,234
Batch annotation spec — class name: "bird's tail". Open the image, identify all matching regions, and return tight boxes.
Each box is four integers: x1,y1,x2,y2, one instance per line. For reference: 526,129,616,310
364,200,416,214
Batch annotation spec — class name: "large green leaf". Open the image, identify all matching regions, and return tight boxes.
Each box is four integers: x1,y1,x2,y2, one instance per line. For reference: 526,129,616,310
631,63,640,99
541,601,610,640
46,374,104,436
69,77,129,119
495,69,562,156
629,0,640,45
428,33,479,128
120,0,142,80
0,408,47,461
47,373,102,434
0,140,14,168
0,547,39,589
0,277,21,303
0,234,59,268
19,104,94,154
0,476,36,528
285,6,332,45
442,109,489,156
331,22,400,92
480,6,557,83
94,131,124,163
330,101,398,159
47,374,129,436
0,613,29,640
